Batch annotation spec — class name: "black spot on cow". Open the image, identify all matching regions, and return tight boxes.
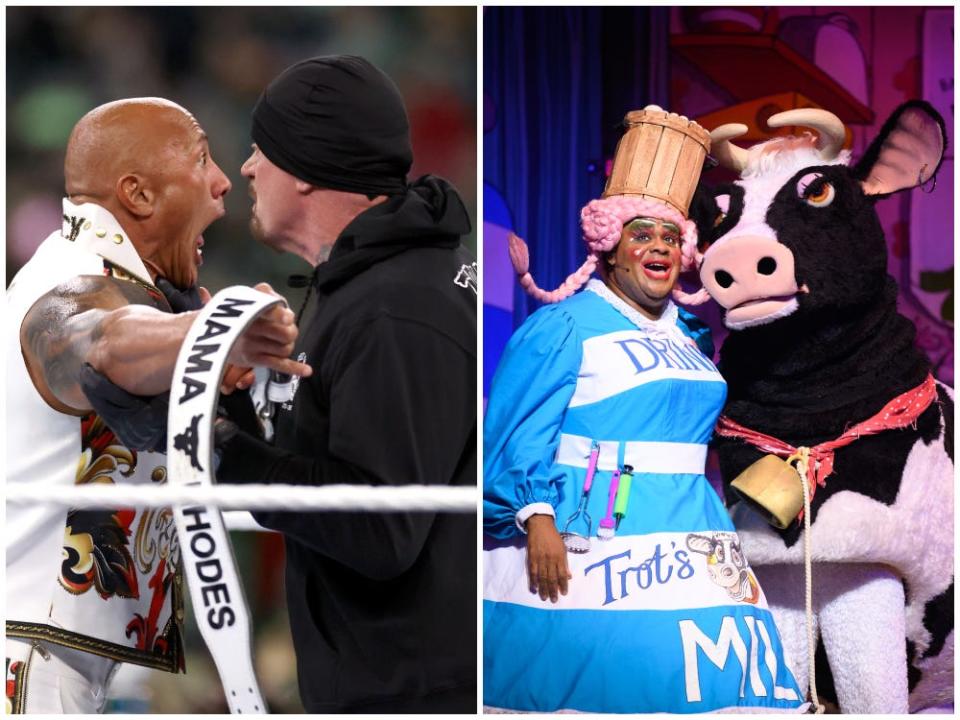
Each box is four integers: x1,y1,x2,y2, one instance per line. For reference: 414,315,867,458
907,639,922,692
764,164,888,316
921,582,954,660
690,183,744,252
814,635,839,707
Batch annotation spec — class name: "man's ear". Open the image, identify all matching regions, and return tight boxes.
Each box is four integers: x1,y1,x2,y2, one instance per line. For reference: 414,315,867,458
295,179,316,195
116,174,154,218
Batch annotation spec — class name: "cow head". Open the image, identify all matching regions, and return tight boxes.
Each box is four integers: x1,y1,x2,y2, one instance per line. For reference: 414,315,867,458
691,101,946,330
687,532,746,589
687,531,760,604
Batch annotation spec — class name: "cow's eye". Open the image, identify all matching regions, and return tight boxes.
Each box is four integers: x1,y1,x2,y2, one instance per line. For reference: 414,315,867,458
797,172,835,208
806,182,835,207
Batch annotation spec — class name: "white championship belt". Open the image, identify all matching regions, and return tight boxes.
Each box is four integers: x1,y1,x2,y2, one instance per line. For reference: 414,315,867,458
167,286,281,713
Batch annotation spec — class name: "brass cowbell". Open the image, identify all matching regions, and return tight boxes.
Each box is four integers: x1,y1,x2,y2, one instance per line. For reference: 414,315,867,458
730,454,806,529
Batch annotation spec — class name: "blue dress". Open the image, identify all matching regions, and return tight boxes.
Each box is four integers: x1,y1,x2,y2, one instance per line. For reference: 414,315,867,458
483,280,804,713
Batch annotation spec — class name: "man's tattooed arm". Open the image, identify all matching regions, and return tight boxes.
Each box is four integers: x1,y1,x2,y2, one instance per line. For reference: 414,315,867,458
20,275,195,414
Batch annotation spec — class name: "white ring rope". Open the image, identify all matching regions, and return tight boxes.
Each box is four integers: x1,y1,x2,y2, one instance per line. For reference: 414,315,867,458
5,483,478,512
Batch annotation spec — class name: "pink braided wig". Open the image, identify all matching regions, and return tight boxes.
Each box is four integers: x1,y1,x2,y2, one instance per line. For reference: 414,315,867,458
510,195,710,305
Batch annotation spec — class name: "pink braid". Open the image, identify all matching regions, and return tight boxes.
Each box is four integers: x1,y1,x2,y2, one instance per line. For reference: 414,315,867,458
672,246,711,305
508,233,597,303
510,196,702,304
672,286,711,305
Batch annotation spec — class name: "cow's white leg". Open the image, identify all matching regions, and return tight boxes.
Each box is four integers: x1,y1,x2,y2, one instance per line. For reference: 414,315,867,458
752,563,813,700
818,563,908,713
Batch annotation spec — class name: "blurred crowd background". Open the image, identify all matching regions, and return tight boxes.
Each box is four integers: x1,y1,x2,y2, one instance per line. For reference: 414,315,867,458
6,5,476,713
7,5,477,288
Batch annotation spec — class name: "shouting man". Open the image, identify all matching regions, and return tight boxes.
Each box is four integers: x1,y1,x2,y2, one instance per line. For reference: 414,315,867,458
5,98,310,713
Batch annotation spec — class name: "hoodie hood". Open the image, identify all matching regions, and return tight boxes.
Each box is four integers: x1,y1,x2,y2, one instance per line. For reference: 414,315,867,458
311,175,471,293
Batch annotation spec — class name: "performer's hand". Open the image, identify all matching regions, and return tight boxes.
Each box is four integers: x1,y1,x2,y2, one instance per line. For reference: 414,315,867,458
525,514,571,603
229,283,313,379
220,364,255,395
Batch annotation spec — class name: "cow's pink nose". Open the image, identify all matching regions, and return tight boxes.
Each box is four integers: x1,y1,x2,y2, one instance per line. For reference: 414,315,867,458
700,235,801,326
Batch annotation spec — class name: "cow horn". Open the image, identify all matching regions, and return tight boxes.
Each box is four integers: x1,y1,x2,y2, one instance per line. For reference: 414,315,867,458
710,123,750,172
767,108,846,160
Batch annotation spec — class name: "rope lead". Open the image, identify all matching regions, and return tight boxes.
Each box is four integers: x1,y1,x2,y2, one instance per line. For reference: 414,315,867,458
787,447,825,714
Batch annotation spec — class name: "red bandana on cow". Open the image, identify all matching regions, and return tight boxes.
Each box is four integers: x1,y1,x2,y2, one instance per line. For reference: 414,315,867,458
715,374,938,522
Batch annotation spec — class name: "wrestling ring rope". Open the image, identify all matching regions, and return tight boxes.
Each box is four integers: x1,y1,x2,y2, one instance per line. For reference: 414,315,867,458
6,287,478,713
5,483,477,512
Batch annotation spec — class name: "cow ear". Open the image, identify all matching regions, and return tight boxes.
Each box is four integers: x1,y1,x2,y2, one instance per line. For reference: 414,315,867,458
686,534,713,555
688,183,720,253
855,100,946,197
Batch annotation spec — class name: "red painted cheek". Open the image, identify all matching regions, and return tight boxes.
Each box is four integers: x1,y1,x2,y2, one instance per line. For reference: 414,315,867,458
631,248,643,258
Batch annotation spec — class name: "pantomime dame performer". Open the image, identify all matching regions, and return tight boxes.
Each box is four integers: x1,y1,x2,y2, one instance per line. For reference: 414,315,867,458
483,106,804,713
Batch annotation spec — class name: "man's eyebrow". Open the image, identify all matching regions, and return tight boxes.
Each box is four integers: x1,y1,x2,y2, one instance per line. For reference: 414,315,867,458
662,222,681,233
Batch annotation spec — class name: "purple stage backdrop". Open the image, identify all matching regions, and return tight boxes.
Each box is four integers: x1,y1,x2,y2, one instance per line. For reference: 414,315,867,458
484,6,954,403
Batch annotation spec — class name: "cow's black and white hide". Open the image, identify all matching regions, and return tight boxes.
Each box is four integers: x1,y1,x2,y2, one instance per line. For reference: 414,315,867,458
690,101,953,713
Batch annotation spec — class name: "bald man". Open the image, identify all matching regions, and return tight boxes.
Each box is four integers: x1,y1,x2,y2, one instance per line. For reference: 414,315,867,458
5,98,310,713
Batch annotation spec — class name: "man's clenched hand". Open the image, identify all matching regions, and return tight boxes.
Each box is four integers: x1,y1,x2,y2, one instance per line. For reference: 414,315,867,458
209,283,313,385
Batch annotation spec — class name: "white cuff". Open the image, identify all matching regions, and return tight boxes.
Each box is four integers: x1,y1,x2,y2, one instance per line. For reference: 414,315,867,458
515,503,556,533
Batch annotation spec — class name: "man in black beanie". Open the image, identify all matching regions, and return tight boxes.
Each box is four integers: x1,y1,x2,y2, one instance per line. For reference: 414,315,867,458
214,56,477,713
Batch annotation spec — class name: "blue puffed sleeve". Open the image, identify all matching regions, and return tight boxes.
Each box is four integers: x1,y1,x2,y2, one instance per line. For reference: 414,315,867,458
483,303,581,539
676,306,715,358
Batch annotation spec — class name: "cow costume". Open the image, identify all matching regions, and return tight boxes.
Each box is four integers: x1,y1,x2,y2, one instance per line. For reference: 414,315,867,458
690,102,953,713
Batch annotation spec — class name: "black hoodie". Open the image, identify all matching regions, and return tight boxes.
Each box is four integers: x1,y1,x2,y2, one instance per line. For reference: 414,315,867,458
217,176,477,712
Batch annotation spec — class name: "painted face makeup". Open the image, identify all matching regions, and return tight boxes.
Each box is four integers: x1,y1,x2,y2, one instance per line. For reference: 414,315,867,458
606,216,683,319
624,217,681,280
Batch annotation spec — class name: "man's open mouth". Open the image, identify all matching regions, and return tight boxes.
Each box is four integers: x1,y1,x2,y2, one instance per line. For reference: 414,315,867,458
641,260,672,280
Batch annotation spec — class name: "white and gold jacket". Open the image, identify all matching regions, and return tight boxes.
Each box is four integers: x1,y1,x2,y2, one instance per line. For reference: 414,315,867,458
6,200,184,672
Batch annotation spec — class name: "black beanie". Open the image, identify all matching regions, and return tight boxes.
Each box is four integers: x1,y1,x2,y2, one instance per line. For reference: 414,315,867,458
251,55,412,196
